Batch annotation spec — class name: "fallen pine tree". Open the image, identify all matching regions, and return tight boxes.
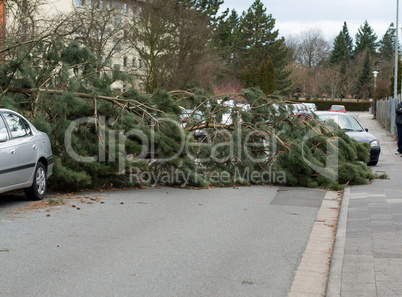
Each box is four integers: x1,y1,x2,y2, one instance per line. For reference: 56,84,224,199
0,39,374,191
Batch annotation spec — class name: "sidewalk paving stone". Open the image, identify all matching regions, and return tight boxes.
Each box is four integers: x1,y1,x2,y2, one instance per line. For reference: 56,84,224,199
327,112,402,297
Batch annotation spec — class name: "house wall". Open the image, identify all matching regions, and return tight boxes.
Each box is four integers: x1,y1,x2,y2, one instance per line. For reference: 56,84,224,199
4,0,146,91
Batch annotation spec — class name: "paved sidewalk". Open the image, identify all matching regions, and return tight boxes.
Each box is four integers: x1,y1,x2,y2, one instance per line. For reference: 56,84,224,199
327,112,402,297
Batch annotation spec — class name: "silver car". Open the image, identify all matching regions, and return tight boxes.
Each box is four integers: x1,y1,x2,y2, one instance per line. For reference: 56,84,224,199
0,109,54,200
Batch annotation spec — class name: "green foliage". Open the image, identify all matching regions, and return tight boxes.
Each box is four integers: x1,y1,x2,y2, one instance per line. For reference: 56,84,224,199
50,157,92,191
264,57,277,94
378,23,396,63
219,0,291,94
330,22,354,65
242,58,277,95
356,51,373,99
0,38,375,192
214,9,240,62
354,20,379,57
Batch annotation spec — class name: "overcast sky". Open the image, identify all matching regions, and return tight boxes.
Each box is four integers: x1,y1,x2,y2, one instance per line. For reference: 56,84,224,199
220,0,398,43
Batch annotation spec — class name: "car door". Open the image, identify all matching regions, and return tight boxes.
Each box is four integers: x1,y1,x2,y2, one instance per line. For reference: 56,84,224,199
0,114,17,188
2,112,38,185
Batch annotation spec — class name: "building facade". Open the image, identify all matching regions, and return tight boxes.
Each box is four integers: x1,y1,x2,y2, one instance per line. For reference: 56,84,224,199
3,0,146,90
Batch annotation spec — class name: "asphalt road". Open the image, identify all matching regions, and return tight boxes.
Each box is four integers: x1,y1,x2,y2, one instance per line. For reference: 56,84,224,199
0,185,327,297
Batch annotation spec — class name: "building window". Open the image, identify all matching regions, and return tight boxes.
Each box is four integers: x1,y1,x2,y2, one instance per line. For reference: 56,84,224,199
75,25,84,38
114,14,122,28
19,23,28,40
113,39,121,53
133,5,137,17
132,58,136,68
76,0,85,7
123,56,127,68
138,58,142,68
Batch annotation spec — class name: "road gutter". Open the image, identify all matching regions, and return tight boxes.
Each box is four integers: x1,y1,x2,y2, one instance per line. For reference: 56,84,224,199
288,190,342,297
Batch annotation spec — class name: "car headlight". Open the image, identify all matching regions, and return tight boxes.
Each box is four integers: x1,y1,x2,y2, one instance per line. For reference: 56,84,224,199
371,140,380,148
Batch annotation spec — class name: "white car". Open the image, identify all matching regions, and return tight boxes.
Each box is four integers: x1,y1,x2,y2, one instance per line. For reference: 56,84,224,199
0,109,54,200
304,103,317,112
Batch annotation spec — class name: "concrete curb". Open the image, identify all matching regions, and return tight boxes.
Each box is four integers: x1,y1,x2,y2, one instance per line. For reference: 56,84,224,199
288,190,342,297
326,186,350,297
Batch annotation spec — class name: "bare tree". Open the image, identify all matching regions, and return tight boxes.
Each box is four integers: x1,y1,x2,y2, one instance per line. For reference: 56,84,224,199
64,2,134,71
316,65,342,99
284,34,298,64
128,0,215,92
1,0,75,65
296,28,330,69
287,62,309,98
292,28,331,97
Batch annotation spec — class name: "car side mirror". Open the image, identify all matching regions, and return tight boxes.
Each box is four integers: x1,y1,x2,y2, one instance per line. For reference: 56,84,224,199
0,134,8,142
365,128,369,132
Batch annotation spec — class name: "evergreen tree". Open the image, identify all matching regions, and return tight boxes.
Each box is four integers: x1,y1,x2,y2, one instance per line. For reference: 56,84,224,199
237,0,291,94
378,23,396,63
355,20,378,57
241,63,255,87
267,57,277,93
214,9,240,63
257,60,269,93
329,22,353,65
262,57,277,94
241,58,276,95
356,51,372,99
180,0,224,26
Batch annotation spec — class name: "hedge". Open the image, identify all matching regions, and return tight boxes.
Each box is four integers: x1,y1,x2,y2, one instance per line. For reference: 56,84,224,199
291,100,372,112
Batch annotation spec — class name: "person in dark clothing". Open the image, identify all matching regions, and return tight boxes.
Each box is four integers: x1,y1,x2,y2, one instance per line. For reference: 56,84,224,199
395,101,402,155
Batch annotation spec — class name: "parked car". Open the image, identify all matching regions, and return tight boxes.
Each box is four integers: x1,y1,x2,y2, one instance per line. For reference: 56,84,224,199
292,103,316,118
180,107,208,142
329,105,346,113
315,111,380,165
304,103,317,112
0,109,54,200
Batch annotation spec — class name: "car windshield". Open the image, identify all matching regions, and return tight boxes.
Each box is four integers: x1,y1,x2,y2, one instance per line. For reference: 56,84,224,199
305,103,314,108
292,104,302,111
318,114,364,132
331,105,344,111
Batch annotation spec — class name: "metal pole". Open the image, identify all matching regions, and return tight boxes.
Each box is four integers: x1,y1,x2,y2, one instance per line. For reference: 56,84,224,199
392,0,399,133
394,0,399,100
400,26,402,100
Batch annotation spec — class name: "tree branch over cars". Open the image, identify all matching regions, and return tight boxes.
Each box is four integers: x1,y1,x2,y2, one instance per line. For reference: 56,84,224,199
0,0,379,192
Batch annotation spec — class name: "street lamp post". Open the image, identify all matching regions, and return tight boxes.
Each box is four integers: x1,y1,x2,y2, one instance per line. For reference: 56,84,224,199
394,0,399,100
373,71,378,90
392,0,400,133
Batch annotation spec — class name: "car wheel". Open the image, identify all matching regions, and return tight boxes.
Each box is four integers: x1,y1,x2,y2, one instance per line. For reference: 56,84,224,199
25,162,47,200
